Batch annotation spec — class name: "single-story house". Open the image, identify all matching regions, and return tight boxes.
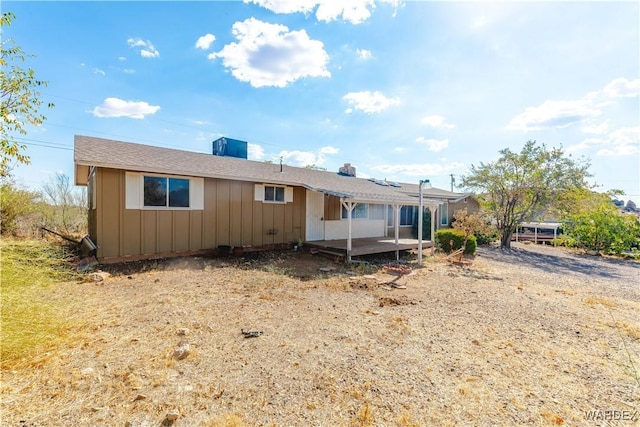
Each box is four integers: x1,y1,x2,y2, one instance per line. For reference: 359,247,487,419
74,135,479,262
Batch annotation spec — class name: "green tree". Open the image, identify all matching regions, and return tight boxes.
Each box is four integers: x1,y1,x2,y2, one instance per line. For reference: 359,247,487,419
0,177,42,235
42,172,87,235
461,141,591,248
1,12,54,177
559,190,640,255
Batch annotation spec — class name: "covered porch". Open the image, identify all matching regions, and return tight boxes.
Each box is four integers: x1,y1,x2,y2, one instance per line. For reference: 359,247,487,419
306,237,434,260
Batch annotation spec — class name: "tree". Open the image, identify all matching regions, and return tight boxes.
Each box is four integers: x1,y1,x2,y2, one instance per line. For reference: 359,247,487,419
0,176,42,235
0,12,54,177
451,208,490,259
461,141,591,248
42,172,87,234
559,189,640,255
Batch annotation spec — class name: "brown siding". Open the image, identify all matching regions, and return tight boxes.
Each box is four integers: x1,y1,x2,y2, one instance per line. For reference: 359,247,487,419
93,168,307,260
324,195,341,220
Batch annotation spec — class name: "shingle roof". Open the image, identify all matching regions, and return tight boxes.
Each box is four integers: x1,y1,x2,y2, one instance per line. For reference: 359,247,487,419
74,135,469,206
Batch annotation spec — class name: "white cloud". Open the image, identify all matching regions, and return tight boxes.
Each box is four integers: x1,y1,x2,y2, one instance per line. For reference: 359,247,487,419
245,0,401,24
118,56,126,61
568,126,639,157
248,143,265,160
127,38,159,58
279,145,339,166
416,137,449,152
356,48,373,60
209,18,330,88
582,120,610,135
506,99,601,132
123,69,136,74
421,115,455,129
92,68,106,76
343,90,400,114
507,77,639,132
603,77,640,98
91,97,161,119
195,33,216,50
370,161,464,177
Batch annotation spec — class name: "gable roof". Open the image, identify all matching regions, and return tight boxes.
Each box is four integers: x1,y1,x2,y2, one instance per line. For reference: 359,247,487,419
74,135,470,206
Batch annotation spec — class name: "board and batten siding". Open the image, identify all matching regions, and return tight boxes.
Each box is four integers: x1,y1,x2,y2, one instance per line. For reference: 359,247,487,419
92,168,306,260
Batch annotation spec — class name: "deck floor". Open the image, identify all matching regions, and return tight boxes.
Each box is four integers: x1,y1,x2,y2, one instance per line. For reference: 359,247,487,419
307,237,433,258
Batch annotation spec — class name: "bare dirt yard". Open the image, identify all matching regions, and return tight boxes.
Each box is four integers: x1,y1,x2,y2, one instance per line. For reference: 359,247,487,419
2,243,639,426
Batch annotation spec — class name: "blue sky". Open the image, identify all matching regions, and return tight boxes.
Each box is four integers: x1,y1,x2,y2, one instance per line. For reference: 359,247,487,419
5,0,640,201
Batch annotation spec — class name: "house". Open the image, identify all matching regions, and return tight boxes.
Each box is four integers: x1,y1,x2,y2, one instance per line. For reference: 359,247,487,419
74,135,479,262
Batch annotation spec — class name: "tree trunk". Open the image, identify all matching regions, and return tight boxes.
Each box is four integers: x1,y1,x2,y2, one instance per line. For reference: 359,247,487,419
500,230,512,248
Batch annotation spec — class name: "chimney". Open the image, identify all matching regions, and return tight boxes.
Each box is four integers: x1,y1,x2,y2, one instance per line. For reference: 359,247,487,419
338,163,356,177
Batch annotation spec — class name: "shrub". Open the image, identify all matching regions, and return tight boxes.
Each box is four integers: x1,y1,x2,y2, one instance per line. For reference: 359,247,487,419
435,229,477,254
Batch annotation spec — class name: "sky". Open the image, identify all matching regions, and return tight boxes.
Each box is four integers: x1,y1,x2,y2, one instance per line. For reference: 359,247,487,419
4,0,640,201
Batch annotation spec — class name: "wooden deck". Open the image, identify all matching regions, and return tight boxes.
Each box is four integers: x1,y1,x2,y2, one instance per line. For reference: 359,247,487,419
306,237,433,259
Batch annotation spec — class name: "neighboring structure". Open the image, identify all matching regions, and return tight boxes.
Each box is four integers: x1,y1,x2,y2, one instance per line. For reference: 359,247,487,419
74,135,478,262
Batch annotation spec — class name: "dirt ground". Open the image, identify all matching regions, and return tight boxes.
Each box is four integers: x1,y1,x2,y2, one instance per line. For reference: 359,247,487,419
2,243,639,426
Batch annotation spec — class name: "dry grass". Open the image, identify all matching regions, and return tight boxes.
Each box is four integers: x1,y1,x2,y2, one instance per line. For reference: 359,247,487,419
0,238,83,369
1,244,639,426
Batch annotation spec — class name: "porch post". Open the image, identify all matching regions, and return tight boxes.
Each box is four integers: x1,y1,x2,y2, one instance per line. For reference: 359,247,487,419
430,204,436,256
341,200,356,262
393,204,401,261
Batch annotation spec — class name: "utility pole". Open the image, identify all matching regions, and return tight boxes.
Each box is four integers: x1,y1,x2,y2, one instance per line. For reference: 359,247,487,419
450,174,455,192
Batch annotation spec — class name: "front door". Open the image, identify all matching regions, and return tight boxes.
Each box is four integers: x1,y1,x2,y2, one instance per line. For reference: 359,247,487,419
305,190,324,241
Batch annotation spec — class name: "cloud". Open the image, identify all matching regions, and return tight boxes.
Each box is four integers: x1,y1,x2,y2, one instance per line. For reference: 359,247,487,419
127,38,159,58
370,161,464,177
245,0,401,24
195,33,216,50
356,48,373,60
118,56,127,61
506,77,639,132
91,97,161,119
603,77,640,98
209,18,330,88
343,91,400,114
506,99,602,132
279,145,339,166
92,68,106,76
416,137,449,152
421,115,455,129
248,143,265,160
567,126,639,157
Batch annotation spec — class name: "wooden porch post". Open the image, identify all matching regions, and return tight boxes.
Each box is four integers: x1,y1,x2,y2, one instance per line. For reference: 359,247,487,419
342,201,356,262
392,204,401,261
430,204,436,256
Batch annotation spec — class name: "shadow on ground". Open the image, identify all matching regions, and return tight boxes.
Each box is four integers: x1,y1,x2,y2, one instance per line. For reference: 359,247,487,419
478,244,639,280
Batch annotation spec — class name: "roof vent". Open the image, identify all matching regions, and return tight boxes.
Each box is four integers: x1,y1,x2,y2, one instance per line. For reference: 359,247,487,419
338,163,356,177
212,137,248,159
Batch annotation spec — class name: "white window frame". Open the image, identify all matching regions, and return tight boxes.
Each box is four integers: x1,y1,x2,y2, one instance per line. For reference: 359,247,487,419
440,202,449,226
254,184,293,203
125,172,203,210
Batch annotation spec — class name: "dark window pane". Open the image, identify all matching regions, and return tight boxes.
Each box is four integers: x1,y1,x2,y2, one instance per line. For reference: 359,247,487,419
169,178,190,207
265,186,275,201
275,186,285,202
144,176,167,206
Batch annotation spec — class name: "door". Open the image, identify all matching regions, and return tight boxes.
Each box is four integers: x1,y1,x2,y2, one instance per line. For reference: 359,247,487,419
305,190,324,241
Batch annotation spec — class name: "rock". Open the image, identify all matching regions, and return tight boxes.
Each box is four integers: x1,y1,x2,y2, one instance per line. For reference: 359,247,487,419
86,271,110,282
166,409,180,421
176,328,189,336
319,266,336,272
173,342,190,360
133,394,147,401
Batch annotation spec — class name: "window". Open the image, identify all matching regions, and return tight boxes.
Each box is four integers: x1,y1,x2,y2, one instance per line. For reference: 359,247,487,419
264,185,285,203
440,202,448,226
342,203,369,219
144,176,190,208
387,205,416,226
400,206,415,226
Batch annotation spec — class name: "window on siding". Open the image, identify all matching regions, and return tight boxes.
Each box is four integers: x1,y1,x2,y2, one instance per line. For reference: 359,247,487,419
387,205,416,226
369,204,385,219
342,203,369,219
264,185,285,202
440,202,448,226
144,176,190,208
